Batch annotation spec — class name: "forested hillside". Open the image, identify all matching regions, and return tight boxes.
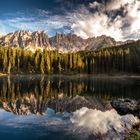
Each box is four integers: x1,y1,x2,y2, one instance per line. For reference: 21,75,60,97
0,40,140,74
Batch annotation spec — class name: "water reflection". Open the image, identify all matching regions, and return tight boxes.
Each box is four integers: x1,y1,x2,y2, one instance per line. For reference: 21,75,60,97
0,109,75,140
0,75,140,140
0,75,139,115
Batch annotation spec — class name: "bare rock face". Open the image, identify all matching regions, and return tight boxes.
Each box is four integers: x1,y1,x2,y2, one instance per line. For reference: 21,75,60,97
50,33,118,52
49,33,88,52
0,30,123,53
111,99,140,117
86,35,117,50
0,30,53,52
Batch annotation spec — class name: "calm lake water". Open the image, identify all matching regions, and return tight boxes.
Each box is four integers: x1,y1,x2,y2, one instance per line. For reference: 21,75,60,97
0,75,140,140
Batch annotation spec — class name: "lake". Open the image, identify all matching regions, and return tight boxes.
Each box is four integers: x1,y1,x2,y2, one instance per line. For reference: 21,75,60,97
0,75,140,140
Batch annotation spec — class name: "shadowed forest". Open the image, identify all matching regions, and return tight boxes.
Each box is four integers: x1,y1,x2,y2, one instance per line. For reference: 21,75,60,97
0,41,140,74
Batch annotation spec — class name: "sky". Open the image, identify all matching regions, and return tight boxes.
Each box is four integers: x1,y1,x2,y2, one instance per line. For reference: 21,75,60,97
0,0,140,41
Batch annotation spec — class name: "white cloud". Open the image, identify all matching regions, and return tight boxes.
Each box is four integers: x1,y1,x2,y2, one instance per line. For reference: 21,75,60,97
71,0,140,41
107,0,134,10
0,1,140,41
72,13,123,41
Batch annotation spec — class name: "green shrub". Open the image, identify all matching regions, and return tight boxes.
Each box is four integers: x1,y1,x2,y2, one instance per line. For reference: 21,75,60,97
125,129,140,140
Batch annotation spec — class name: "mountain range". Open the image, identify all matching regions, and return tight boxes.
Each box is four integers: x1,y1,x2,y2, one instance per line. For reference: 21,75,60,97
0,30,133,53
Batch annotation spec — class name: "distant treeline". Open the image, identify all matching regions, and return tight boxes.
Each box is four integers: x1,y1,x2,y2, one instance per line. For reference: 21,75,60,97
0,41,140,74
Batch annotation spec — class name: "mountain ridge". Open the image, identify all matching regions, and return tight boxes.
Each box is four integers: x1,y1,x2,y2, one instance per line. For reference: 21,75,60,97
0,30,133,53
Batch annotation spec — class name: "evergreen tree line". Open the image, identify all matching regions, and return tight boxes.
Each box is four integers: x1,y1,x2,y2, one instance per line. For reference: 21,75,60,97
0,41,140,74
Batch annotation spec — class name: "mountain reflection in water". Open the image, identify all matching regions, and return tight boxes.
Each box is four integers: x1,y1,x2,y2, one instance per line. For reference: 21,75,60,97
0,75,139,140
0,75,139,115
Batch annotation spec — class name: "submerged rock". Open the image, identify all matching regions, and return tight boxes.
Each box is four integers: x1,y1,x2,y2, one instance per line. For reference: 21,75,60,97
111,99,140,117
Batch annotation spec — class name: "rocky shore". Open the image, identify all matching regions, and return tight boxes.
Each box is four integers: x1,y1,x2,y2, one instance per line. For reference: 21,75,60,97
111,99,140,117
111,98,140,135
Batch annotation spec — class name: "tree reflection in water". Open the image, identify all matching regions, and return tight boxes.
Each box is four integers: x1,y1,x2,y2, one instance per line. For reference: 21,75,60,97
0,75,139,115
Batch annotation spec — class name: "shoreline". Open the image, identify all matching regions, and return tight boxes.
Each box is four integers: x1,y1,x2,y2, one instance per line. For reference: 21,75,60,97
1,73,140,79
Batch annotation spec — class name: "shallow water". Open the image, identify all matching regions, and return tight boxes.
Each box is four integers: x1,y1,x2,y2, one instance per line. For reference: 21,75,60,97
0,75,139,140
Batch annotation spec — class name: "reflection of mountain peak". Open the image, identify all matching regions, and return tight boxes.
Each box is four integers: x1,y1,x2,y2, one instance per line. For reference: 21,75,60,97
0,95,111,115
0,95,48,115
48,95,111,112
0,75,139,115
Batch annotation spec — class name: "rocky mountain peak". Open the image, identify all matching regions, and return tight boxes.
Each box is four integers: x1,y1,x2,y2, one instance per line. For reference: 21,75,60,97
0,30,52,52
0,30,125,53
85,35,118,50
50,32,88,52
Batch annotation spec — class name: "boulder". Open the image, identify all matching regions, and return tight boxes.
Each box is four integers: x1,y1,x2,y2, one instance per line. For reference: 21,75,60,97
111,99,140,117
